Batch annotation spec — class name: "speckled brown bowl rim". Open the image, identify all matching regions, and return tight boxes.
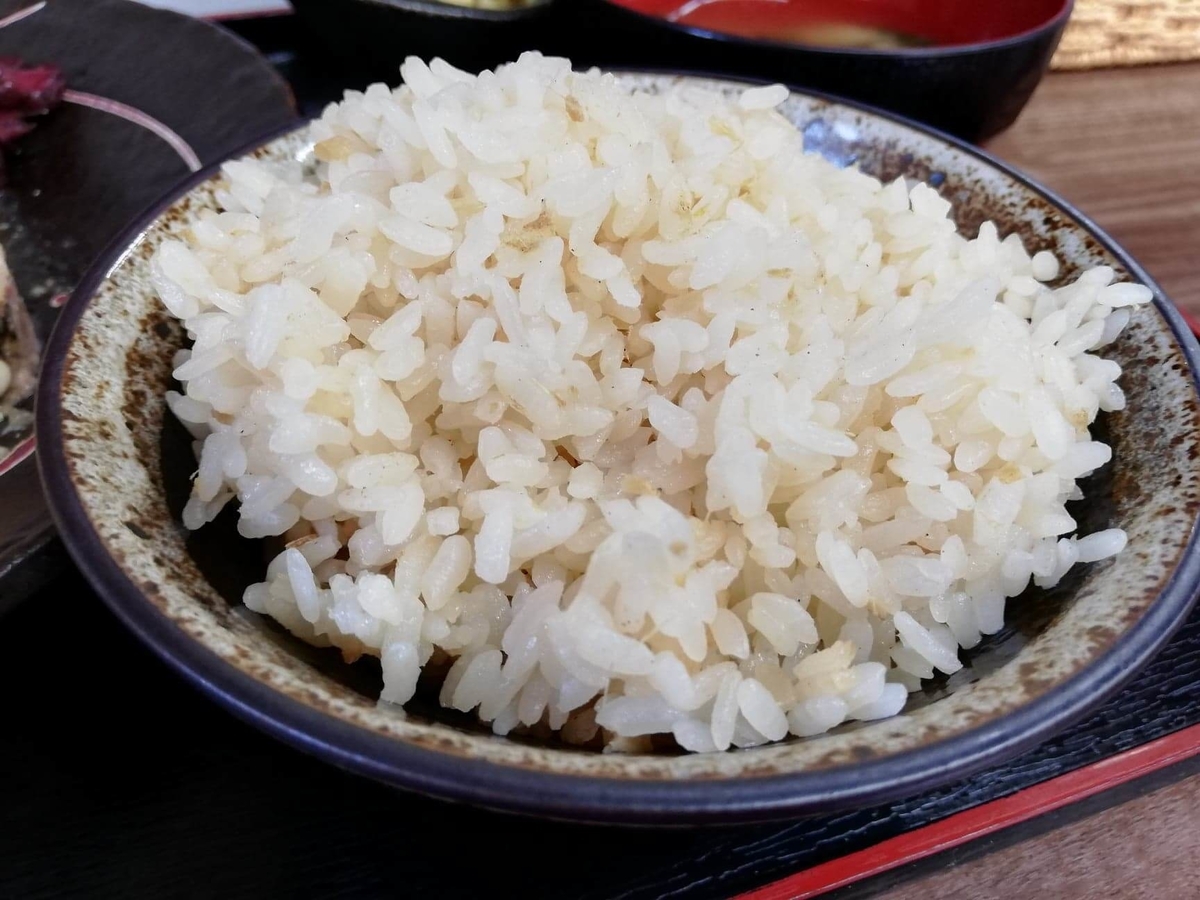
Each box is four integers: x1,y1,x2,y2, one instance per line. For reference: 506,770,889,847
37,86,1200,825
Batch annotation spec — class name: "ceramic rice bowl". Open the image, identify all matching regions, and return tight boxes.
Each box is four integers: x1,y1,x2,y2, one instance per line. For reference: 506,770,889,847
37,74,1200,824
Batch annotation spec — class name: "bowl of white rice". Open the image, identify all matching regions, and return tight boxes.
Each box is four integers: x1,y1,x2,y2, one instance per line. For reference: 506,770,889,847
38,55,1200,823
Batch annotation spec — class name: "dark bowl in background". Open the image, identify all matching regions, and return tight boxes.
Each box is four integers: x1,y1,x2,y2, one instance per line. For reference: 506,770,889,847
288,0,558,77
574,0,1073,141
286,0,1069,141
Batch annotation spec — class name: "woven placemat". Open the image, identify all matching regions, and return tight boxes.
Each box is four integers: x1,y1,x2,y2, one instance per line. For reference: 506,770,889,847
1053,0,1200,70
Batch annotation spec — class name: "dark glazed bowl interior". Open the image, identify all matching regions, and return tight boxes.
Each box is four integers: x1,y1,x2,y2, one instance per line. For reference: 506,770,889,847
38,75,1200,825
575,0,1072,141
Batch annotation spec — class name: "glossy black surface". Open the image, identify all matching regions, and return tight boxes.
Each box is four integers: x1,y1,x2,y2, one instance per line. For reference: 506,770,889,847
289,0,559,76
2,568,1198,897
0,0,296,606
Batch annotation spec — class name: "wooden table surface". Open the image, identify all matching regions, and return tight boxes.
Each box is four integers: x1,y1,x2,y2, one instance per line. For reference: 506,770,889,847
988,62,1200,316
875,61,1200,900
878,773,1200,899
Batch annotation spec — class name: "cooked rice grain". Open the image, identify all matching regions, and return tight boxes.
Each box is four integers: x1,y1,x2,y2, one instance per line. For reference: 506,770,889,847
155,54,1150,752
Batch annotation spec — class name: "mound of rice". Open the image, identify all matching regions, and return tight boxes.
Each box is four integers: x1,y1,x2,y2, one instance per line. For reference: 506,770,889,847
154,54,1150,752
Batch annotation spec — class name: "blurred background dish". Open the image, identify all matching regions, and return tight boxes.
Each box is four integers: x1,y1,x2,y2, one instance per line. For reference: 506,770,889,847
0,0,296,609
288,0,557,77
636,0,1067,49
282,0,1071,141
576,0,1073,141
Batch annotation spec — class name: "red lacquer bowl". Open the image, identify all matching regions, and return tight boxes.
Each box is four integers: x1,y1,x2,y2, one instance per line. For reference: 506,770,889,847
587,0,1073,140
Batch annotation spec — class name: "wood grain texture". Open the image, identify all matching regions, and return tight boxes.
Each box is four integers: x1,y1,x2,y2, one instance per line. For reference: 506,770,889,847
987,64,1200,317
875,774,1200,900
865,68,1200,900
1053,0,1200,70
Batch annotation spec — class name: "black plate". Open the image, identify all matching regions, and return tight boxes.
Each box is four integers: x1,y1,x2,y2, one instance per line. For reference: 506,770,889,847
0,0,297,609
288,0,559,77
